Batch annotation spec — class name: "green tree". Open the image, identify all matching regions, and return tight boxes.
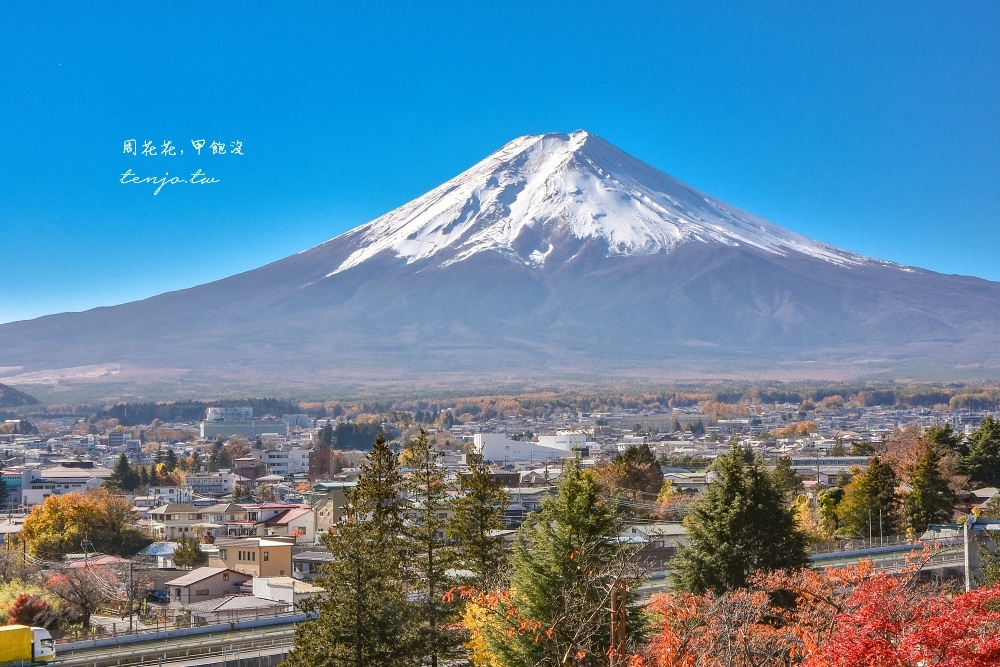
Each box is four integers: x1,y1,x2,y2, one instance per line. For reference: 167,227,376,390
447,452,509,588
925,423,966,456
905,447,956,536
402,430,460,667
963,416,1000,488
232,484,252,501
172,535,207,568
771,456,804,502
483,459,645,666
836,456,901,539
165,448,178,473
0,478,9,511
671,446,809,594
287,433,416,667
850,441,877,456
315,424,334,447
104,452,140,492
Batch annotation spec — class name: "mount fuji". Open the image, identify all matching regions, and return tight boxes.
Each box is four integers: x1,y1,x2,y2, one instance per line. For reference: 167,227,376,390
3,130,1000,392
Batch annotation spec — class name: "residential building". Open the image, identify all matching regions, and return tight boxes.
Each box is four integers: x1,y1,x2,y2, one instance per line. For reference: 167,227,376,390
261,505,315,542
149,503,208,540
292,551,334,581
253,576,323,604
309,484,353,534
163,566,252,605
253,449,290,477
186,470,241,496
211,536,294,577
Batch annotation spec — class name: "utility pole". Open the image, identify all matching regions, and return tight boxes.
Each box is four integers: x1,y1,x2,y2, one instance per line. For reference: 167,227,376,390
964,515,976,593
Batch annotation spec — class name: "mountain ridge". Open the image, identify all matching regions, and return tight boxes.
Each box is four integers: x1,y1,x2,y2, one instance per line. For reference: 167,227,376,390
1,130,998,392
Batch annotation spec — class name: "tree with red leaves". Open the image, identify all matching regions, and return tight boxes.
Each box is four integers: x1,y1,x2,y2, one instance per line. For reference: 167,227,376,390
642,555,1000,667
804,577,1000,667
6,593,58,630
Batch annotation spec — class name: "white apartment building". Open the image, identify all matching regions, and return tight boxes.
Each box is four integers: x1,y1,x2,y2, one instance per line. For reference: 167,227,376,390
186,470,241,496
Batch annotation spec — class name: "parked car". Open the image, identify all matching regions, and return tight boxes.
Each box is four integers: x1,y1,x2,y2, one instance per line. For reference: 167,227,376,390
146,589,169,604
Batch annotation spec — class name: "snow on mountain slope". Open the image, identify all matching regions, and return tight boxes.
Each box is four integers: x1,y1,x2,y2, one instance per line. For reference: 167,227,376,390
327,130,869,276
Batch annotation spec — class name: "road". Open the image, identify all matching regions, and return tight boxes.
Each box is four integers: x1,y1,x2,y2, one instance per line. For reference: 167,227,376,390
53,625,295,667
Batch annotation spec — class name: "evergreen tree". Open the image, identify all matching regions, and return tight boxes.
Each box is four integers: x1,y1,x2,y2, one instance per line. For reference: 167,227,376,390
905,447,956,536
483,459,644,666
287,433,416,667
138,465,149,488
165,448,178,473
836,456,901,539
105,453,140,492
232,484,251,501
771,455,804,502
925,423,966,456
315,423,335,447
962,416,1000,487
0,478,9,511
671,446,809,594
402,430,460,667
172,535,207,568
447,452,508,588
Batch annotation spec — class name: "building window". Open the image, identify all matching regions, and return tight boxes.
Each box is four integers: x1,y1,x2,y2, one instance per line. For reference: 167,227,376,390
252,552,256,561
263,551,269,561
223,572,229,581
195,589,209,596
219,549,227,559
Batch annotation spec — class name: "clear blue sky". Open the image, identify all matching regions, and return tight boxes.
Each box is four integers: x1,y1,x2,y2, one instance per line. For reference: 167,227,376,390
1,2,997,324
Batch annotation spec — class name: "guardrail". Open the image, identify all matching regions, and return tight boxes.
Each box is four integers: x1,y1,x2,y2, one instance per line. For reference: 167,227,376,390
57,612,310,652
55,634,294,667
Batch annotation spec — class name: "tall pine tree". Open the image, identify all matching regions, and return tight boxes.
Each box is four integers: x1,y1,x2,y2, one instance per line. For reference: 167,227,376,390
963,416,1000,488
448,451,508,589
905,446,956,536
104,453,139,492
287,433,416,667
671,446,809,594
402,430,461,667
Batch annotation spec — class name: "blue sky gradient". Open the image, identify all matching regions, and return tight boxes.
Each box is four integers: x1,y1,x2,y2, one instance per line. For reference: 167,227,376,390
1,2,997,323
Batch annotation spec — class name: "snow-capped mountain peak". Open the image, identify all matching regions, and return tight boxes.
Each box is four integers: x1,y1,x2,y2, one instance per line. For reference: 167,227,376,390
326,130,867,276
